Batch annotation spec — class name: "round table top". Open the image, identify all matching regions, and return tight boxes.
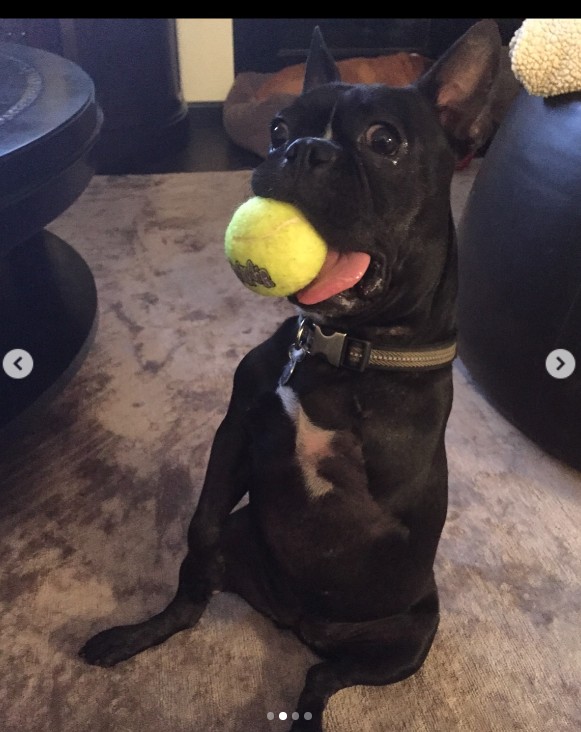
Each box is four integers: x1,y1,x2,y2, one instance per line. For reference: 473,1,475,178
0,42,102,250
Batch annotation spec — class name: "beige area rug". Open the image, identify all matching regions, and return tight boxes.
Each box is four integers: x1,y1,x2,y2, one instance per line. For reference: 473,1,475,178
0,163,579,732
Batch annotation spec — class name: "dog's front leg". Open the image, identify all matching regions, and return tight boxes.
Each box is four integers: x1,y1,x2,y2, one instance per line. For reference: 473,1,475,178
290,597,440,731
79,401,252,667
290,657,427,732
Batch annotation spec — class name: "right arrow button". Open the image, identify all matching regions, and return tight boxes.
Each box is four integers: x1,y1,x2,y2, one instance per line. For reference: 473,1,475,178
546,349,576,379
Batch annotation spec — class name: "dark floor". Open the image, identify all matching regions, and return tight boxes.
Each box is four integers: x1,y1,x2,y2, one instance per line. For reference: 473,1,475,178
99,104,263,176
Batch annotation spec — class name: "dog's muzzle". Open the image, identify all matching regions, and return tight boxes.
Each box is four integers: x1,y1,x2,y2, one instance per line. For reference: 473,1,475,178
284,137,340,170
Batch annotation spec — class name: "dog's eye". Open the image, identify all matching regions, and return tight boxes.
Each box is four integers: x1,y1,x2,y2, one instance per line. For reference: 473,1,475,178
365,124,401,157
270,119,289,149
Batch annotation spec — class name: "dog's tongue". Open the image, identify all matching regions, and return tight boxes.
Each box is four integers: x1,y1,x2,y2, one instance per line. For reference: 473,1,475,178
296,250,371,305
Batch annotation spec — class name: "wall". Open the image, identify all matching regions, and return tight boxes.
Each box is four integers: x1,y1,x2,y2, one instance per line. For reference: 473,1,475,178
176,18,234,103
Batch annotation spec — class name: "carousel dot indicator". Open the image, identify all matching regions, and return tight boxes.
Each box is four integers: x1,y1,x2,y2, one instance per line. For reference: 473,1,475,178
267,709,312,722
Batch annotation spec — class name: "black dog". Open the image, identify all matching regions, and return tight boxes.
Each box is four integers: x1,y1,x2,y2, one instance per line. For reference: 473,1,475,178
80,21,501,731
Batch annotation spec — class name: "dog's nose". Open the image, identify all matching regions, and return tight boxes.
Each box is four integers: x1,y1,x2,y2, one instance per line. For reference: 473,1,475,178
285,137,338,168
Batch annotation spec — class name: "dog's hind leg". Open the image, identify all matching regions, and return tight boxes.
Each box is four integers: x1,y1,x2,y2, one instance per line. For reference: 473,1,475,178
79,503,298,667
289,587,440,731
77,577,212,667
220,505,302,629
79,321,298,668
80,511,241,669
78,517,232,667
79,403,255,667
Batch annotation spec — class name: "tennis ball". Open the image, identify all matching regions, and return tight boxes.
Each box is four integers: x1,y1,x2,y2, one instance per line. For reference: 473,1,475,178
224,197,328,297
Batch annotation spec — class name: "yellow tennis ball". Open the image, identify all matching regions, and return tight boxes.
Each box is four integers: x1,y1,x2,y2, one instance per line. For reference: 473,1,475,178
224,197,328,297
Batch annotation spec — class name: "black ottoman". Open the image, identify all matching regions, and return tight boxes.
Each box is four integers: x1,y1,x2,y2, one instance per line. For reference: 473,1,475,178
0,42,102,439
457,89,581,471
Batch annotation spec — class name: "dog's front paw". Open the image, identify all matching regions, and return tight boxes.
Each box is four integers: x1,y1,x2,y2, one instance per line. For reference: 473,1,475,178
79,624,142,667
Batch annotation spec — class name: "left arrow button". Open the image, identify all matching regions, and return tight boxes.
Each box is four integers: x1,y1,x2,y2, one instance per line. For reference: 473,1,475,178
3,349,34,379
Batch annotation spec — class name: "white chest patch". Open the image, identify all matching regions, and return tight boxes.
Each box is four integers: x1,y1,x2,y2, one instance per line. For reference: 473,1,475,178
276,385,336,497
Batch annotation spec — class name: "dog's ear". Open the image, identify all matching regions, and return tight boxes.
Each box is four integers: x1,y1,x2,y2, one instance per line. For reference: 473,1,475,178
417,19,501,155
302,26,341,94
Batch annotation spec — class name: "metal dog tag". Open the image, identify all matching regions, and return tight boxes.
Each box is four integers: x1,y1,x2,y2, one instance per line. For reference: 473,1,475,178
279,345,306,386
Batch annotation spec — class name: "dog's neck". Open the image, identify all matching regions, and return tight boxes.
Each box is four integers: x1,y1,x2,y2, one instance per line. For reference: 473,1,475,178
306,210,458,349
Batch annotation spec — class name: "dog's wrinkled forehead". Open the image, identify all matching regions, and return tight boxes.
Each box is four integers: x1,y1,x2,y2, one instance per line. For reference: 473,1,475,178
279,82,434,146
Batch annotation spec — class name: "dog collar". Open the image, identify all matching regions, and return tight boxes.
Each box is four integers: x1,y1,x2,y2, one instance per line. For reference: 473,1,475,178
279,316,457,385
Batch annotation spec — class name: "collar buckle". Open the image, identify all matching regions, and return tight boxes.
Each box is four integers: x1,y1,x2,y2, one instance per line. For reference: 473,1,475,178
303,318,372,371
308,324,348,367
